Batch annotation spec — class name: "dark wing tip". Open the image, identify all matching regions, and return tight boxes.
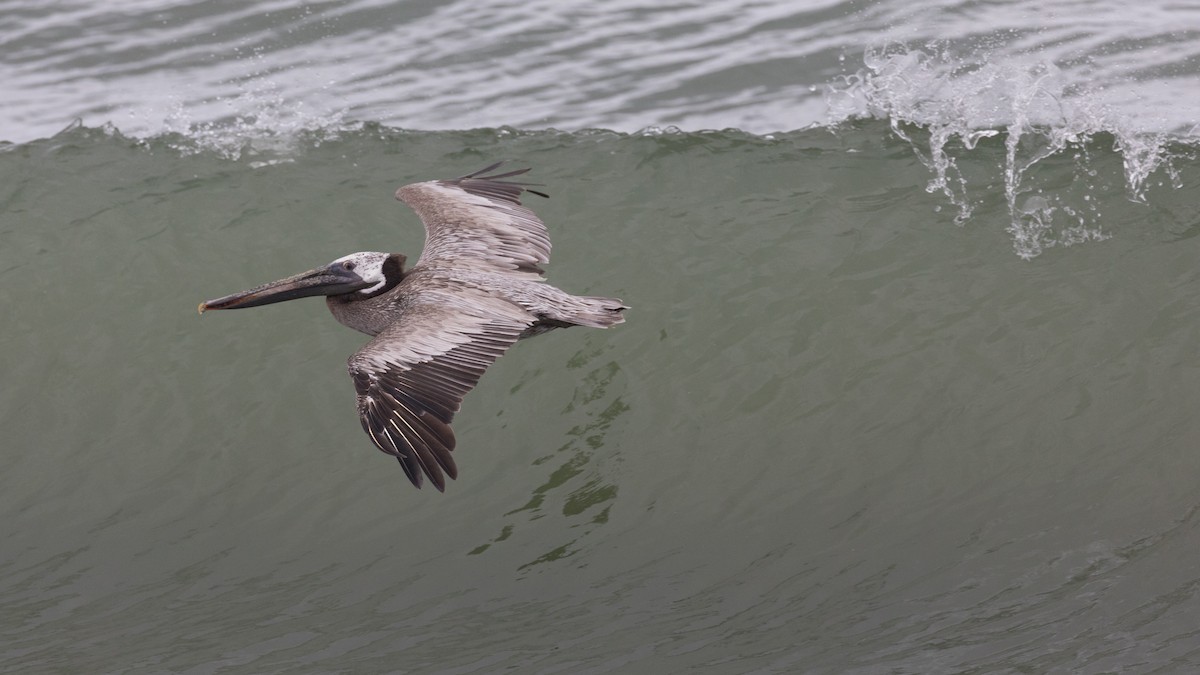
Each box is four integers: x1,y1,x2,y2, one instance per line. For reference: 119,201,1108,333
458,161,517,180
449,161,550,204
400,456,447,492
397,455,423,489
353,362,462,493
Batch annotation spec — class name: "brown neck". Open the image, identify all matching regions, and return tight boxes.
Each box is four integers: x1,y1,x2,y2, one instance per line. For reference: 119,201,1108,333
326,291,399,336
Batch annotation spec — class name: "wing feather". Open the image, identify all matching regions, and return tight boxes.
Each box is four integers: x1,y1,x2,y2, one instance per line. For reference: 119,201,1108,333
347,292,533,491
395,163,553,277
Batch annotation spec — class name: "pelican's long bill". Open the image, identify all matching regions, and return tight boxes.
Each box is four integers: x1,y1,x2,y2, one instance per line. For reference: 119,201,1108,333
198,264,368,314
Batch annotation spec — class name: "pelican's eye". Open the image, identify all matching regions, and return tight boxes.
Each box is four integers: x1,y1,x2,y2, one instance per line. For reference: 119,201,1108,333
342,261,356,271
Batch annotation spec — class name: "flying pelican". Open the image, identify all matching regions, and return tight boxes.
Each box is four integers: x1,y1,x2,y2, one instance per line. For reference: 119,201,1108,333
199,163,627,491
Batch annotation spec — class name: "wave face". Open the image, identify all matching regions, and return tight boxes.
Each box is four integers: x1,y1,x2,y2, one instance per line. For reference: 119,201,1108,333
3,124,1200,672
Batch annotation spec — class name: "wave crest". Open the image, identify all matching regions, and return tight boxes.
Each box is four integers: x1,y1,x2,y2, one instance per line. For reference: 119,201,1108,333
827,44,1192,259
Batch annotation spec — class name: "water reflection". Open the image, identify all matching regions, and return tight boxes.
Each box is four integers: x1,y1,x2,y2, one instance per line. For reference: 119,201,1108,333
467,345,627,568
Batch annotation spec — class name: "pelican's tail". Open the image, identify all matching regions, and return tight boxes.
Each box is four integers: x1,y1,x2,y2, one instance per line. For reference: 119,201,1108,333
567,295,628,329
520,285,628,338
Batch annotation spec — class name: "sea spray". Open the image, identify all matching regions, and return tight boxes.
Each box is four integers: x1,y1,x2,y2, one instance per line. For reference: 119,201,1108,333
828,43,1185,259
146,56,352,164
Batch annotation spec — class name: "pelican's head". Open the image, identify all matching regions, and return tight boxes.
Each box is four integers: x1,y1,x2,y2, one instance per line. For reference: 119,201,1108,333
198,252,406,313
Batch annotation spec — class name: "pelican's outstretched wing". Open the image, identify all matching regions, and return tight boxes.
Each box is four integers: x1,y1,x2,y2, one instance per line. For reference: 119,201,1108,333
395,162,552,277
347,290,533,491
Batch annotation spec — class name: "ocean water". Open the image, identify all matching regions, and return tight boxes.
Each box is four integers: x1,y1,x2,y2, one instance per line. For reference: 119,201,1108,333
3,1,1200,673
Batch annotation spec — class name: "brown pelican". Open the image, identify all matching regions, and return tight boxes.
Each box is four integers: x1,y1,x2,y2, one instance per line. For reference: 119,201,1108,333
199,163,626,491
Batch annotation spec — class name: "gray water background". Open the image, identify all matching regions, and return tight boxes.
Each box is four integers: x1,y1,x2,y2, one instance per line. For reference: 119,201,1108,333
4,1,1200,673
4,0,1200,140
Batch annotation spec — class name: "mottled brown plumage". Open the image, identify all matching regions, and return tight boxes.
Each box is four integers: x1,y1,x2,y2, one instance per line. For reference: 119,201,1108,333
199,163,627,492
398,164,552,276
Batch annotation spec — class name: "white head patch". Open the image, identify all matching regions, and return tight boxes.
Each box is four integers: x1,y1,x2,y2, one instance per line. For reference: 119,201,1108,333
332,252,391,294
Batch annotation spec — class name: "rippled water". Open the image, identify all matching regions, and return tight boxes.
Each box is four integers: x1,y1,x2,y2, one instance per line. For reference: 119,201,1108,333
4,0,1199,141
4,1,1200,673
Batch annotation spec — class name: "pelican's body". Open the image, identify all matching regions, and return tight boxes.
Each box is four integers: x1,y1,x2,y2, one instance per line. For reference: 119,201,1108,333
324,264,614,338
200,164,626,491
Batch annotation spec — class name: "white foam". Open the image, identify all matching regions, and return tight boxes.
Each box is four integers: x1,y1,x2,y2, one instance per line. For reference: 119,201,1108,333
827,43,1190,259
147,75,353,162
